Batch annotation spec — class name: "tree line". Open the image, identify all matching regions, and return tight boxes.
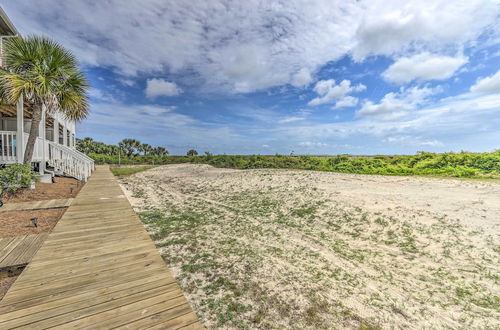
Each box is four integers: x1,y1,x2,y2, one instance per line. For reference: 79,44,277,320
77,137,169,157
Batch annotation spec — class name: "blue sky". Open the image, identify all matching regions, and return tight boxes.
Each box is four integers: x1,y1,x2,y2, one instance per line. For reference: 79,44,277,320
5,1,500,155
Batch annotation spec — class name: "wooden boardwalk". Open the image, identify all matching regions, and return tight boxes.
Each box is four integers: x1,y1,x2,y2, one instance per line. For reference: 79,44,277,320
0,166,201,329
0,234,48,269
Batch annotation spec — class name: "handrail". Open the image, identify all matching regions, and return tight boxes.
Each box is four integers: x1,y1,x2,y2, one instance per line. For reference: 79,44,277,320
49,141,94,163
48,141,94,181
73,148,95,162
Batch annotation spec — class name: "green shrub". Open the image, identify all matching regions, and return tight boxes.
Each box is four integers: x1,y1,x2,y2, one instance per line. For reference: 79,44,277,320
0,164,37,195
451,166,478,178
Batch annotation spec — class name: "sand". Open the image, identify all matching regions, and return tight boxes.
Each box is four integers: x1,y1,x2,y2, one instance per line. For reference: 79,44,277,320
122,164,500,329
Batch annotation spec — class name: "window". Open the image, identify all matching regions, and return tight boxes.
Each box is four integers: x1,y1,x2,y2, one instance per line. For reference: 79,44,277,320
59,126,64,145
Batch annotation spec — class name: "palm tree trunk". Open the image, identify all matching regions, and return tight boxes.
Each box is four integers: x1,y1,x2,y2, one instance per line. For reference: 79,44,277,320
23,106,42,164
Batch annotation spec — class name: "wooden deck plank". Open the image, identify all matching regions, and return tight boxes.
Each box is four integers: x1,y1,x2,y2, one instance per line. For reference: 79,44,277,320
0,267,172,315
0,235,36,267
0,237,15,252
119,305,199,329
7,254,163,291
146,314,202,330
50,292,190,329
6,258,169,298
0,234,48,269
0,236,25,265
14,234,47,266
0,279,178,324
0,198,73,212
0,165,201,329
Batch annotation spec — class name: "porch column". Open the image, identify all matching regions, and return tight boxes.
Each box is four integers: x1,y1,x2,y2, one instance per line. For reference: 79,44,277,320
39,106,46,173
16,97,24,163
53,120,58,143
62,125,67,147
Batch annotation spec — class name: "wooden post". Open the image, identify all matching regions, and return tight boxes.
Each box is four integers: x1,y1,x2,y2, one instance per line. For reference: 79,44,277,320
16,97,24,164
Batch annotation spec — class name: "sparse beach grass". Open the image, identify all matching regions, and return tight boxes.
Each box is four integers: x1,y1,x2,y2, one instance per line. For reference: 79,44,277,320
122,164,500,329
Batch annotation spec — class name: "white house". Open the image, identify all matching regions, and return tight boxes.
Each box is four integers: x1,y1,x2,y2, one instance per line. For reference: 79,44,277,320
0,7,93,181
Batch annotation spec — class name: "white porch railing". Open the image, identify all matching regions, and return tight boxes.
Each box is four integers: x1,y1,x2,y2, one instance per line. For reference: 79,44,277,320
0,131,16,162
1,130,94,181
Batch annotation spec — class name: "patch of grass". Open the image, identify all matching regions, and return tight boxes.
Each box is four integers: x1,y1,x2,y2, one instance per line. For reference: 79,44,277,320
110,165,157,177
291,204,319,219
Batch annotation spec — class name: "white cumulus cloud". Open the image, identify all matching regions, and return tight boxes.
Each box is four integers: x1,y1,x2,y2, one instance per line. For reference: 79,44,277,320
352,1,498,60
357,86,442,118
470,70,500,93
145,79,182,98
333,96,359,109
308,79,365,106
382,53,468,84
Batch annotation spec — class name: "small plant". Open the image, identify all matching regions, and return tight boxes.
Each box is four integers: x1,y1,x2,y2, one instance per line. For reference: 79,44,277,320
0,164,37,206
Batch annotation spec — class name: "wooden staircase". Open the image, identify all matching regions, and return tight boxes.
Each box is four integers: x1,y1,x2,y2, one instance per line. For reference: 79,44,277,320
48,142,94,181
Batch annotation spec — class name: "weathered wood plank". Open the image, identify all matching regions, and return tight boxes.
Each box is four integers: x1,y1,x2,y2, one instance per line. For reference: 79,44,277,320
0,237,15,252
0,198,73,212
0,236,25,265
0,234,48,268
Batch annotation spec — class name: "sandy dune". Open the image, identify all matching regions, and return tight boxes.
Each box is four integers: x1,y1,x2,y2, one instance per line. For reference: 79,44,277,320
122,164,500,329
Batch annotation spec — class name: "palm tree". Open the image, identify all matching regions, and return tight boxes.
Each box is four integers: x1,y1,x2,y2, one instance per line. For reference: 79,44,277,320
140,143,153,155
152,146,168,156
118,138,141,157
187,149,198,156
0,36,89,164
76,137,94,154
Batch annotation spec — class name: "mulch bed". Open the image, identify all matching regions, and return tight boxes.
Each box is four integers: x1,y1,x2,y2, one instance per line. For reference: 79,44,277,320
3,177,84,203
1,176,84,238
1,176,83,238
0,208,66,238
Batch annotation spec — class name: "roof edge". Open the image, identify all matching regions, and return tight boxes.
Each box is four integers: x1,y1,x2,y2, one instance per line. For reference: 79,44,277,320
0,6,19,36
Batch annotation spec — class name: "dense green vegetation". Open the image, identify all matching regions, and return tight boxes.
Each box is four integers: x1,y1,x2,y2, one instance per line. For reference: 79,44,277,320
78,137,500,178
0,164,37,197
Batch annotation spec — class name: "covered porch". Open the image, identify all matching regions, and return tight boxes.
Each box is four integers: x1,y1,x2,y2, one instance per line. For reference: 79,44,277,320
0,100,76,163
0,100,93,181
